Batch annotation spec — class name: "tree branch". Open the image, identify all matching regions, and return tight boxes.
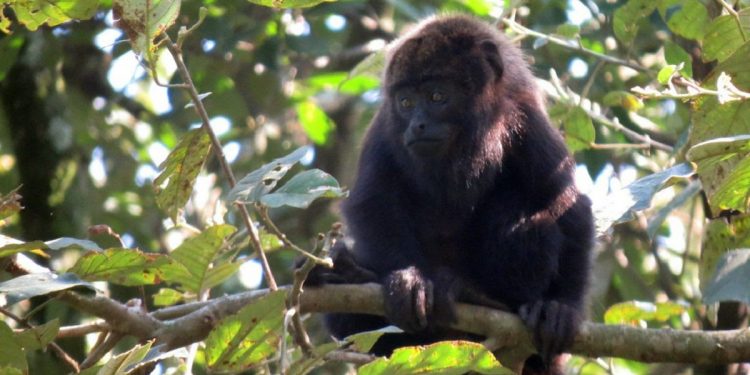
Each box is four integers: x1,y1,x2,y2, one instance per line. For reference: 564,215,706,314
59,284,750,365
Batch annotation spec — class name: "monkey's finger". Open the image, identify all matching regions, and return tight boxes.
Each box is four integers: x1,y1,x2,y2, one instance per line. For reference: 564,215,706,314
540,302,562,363
520,301,545,351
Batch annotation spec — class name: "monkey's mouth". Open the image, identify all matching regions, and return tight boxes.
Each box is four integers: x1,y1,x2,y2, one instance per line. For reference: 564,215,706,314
406,138,443,147
406,137,447,156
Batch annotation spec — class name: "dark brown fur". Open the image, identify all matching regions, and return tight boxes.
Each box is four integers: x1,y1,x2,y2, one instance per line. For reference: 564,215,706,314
308,15,594,374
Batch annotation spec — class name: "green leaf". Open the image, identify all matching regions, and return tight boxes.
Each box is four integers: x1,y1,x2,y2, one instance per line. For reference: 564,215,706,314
97,341,152,375
2,0,99,32
664,41,693,78
702,9,750,63
45,237,102,251
205,291,287,372
287,342,339,375
296,101,335,145
159,224,237,293
69,248,169,286
0,240,46,258
153,287,186,306
346,326,402,353
0,321,26,373
359,341,514,375
604,301,687,325
602,91,644,110
0,236,101,258
227,146,312,203
688,135,750,213
659,0,709,40
555,24,580,38
592,163,695,235
699,217,750,290
113,0,181,54
247,0,335,8
260,169,346,209
657,65,677,84
126,346,189,374
153,128,212,221
562,107,595,152
703,249,750,304
349,50,386,80
0,273,96,305
612,0,657,44
14,319,60,351
646,181,701,238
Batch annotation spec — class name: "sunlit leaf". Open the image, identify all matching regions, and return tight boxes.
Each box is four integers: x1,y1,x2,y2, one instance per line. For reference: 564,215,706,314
1,0,99,32
227,146,311,203
260,169,346,209
702,10,750,62
153,128,212,221
592,163,695,235
296,101,335,145
152,287,186,306
70,248,169,286
14,319,60,351
646,181,701,238
613,0,656,44
349,50,386,79
205,291,286,372
562,107,595,152
113,0,181,54
659,0,709,40
0,321,26,373
604,301,687,325
287,342,339,375
159,224,237,293
346,326,402,353
97,341,152,375
688,135,750,214
555,24,580,38
247,0,334,8
0,273,95,305
602,91,644,110
359,341,514,375
126,345,189,374
657,66,677,84
700,217,750,290
704,249,750,304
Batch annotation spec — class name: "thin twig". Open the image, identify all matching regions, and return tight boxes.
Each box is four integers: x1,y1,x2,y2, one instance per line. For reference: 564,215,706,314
257,204,333,266
502,17,650,73
161,35,278,291
544,71,674,152
57,322,109,338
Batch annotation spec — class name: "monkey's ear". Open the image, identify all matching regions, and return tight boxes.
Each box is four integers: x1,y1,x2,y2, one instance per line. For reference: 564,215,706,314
480,40,503,81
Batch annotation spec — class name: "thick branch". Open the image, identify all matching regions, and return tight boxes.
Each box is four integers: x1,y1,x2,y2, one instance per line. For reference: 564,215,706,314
60,284,750,364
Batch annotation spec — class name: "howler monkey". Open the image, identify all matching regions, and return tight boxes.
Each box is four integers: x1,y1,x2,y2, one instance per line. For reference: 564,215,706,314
309,14,594,374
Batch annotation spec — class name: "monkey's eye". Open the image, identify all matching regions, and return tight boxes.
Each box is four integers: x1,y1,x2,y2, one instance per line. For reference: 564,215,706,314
430,91,446,102
399,97,414,108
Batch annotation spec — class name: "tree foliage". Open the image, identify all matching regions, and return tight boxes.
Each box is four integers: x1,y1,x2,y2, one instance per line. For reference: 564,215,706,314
1,0,750,374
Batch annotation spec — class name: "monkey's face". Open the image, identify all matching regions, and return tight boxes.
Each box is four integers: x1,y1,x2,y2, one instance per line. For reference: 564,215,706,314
391,80,467,158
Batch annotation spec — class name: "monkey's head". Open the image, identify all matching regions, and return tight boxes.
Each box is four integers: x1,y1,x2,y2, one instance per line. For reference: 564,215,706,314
382,15,536,161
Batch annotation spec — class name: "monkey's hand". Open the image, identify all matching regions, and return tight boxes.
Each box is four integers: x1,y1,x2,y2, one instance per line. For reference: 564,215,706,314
382,266,460,333
519,300,582,364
